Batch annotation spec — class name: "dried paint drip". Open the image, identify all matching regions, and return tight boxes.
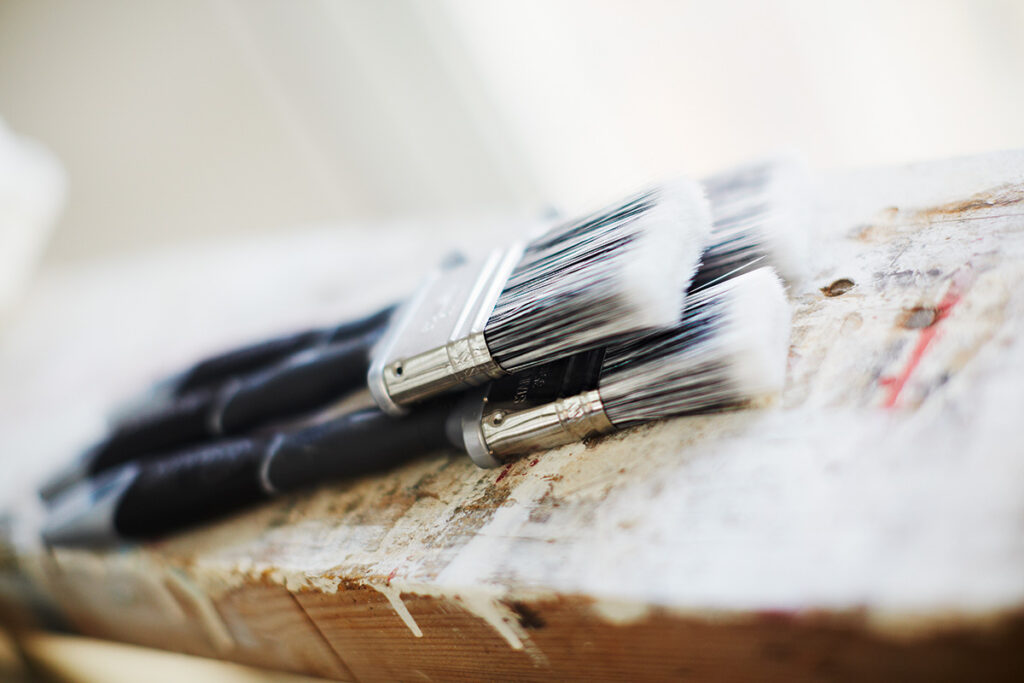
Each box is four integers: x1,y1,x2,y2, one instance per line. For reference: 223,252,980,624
372,583,423,638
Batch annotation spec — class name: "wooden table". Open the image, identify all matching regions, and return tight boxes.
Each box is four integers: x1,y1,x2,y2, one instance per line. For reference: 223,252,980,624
2,151,1024,681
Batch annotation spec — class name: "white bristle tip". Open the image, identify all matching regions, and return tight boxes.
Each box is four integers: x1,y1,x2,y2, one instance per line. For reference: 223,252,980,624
760,155,813,286
621,178,713,326
721,268,792,396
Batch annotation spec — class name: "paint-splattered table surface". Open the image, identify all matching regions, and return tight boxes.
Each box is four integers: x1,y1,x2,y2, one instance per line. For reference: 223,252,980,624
2,151,1024,681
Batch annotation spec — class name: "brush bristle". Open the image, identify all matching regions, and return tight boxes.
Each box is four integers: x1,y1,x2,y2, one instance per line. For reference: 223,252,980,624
690,154,811,291
597,267,791,427
484,179,712,371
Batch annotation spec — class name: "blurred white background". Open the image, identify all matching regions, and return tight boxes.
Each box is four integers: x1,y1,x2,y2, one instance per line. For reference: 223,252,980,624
1,0,1023,269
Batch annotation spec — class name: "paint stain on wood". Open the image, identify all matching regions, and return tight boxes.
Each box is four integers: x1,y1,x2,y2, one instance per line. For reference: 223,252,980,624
879,273,968,408
822,279,855,297
505,600,546,630
528,485,561,524
418,475,515,554
899,307,939,330
917,185,1023,219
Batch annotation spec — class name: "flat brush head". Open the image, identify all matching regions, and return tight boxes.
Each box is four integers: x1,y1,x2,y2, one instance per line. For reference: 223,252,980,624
597,267,791,427
693,154,811,291
484,179,712,371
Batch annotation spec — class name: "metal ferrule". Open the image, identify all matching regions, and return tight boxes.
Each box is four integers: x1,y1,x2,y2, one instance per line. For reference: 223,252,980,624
41,464,139,547
378,330,502,409
368,246,524,415
461,389,616,467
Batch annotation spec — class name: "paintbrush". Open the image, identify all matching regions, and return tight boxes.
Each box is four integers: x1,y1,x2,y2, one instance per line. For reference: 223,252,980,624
459,266,792,465
367,179,711,412
39,155,810,503
113,153,805,439
41,268,790,546
125,153,808,403
149,153,805,416
39,179,710,498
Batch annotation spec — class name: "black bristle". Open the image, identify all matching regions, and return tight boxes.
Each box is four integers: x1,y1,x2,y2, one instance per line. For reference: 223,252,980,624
691,161,776,291
597,268,790,427
484,183,708,371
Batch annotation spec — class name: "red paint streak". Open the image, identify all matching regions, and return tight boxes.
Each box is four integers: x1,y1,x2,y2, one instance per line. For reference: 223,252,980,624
530,458,540,467
879,277,965,408
495,464,513,482
386,568,398,585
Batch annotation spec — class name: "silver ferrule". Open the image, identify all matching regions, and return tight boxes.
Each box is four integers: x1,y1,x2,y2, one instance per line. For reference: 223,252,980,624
377,331,503,410
368,245,523,414
41,464,139,547
461,389,616,467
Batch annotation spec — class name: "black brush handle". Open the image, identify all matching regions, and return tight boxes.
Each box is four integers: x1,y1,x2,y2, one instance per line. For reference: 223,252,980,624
89,389,216,470
264,399,456,492
38,387,216,503
217,336,377,432
114,437,272,538
108,401,457,540
85,331,381,477
169,304,396,395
